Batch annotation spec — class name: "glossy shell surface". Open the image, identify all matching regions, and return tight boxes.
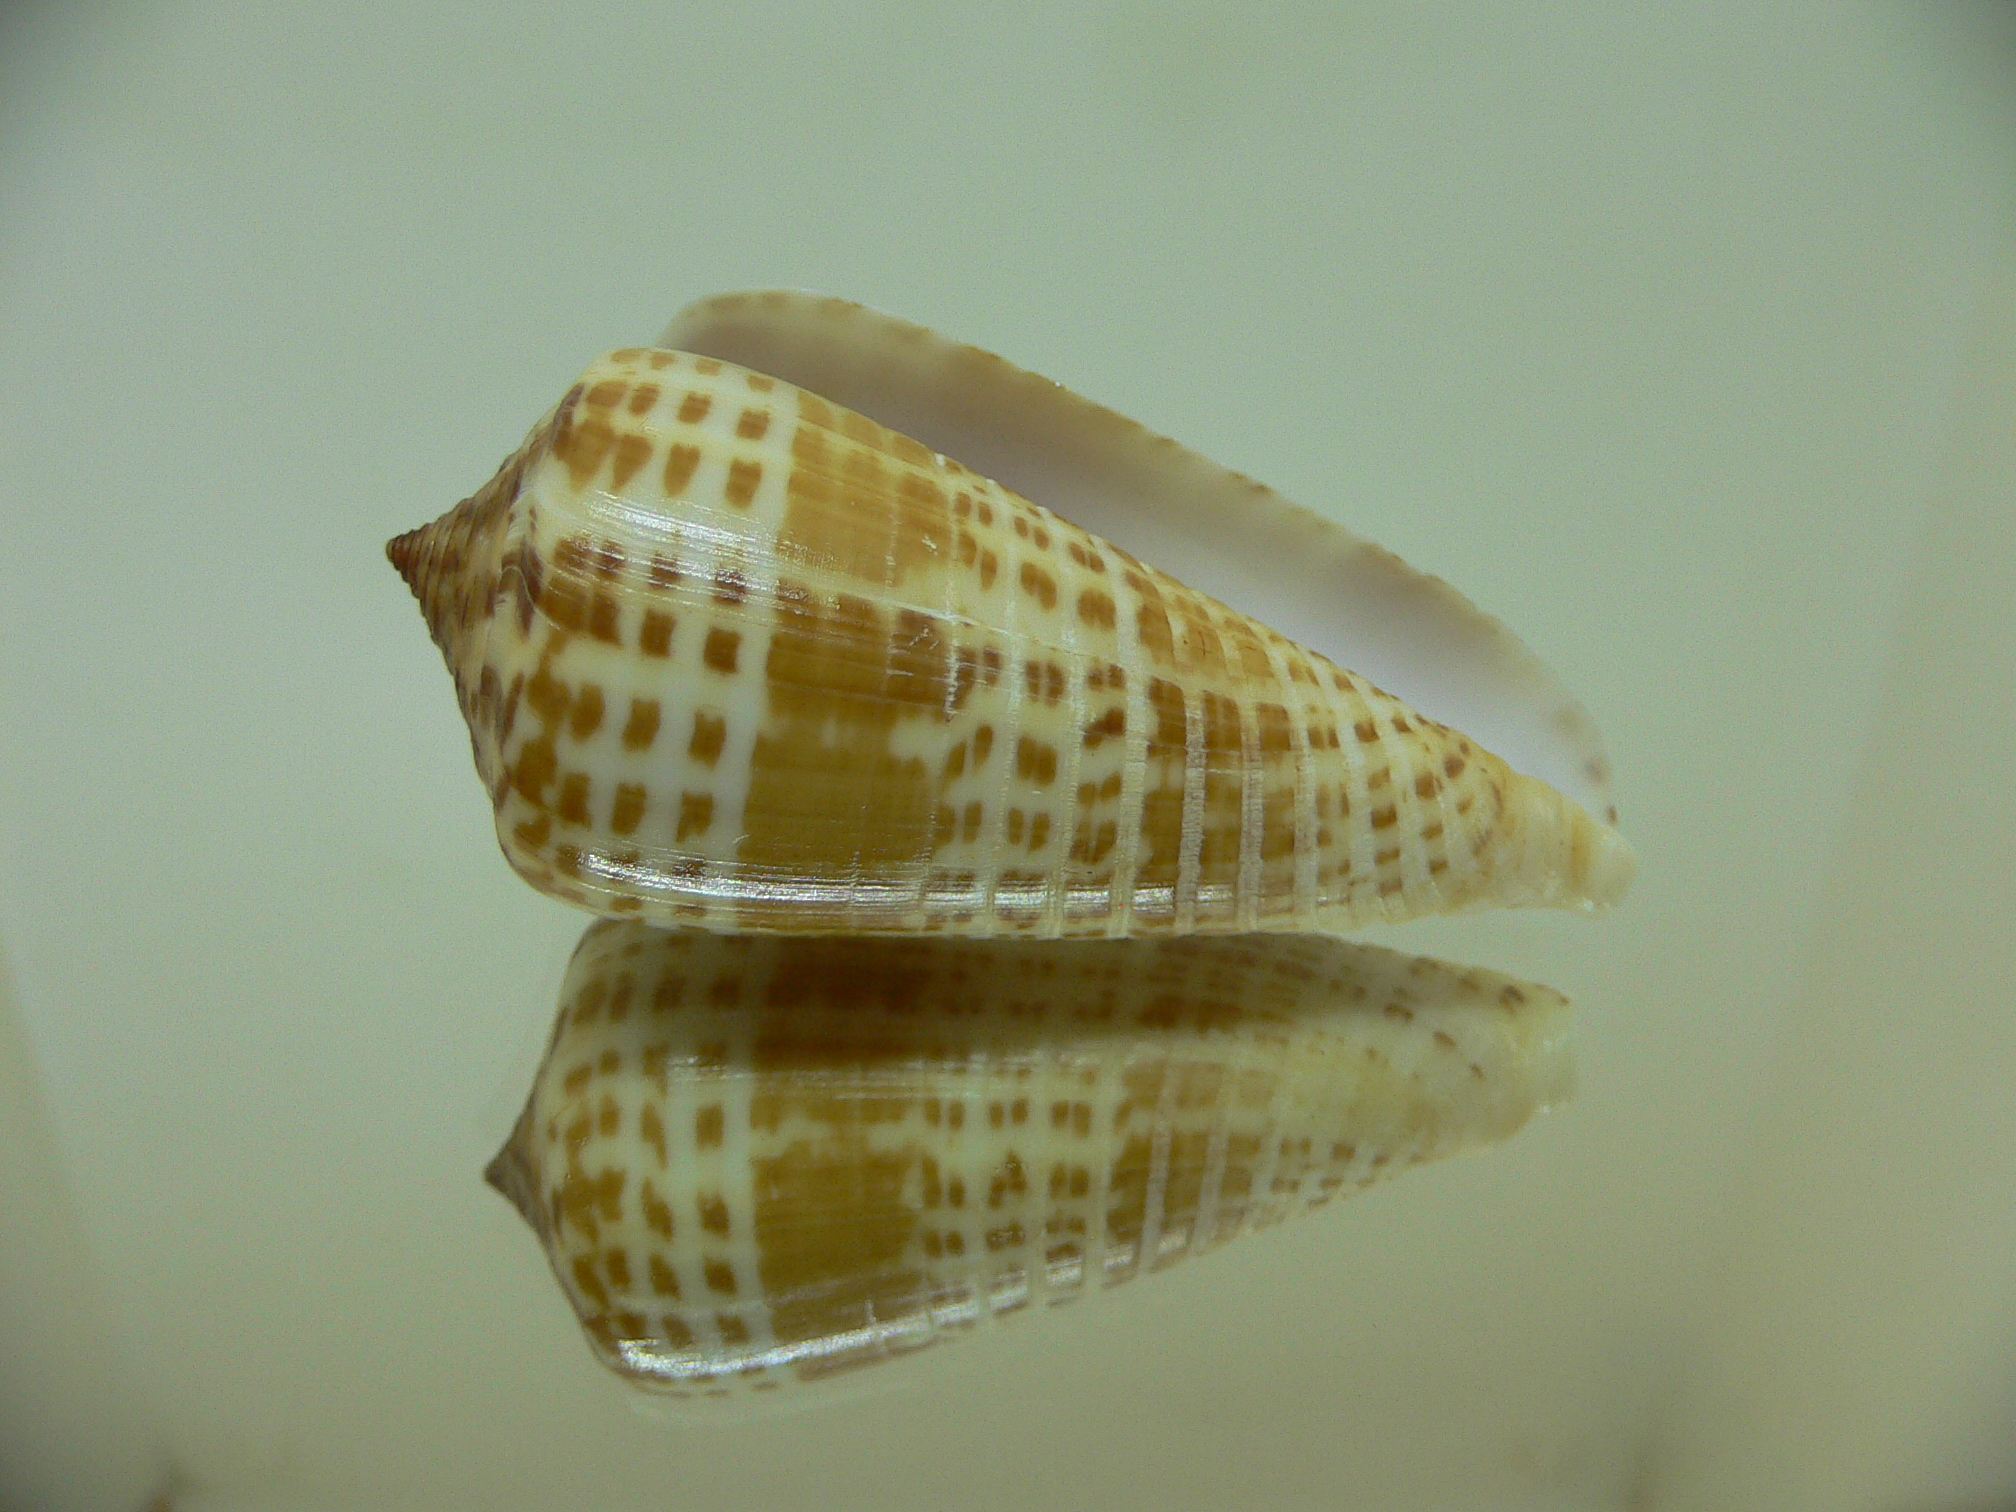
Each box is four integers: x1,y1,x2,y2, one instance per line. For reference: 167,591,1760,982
486,921,1573,1395
388,297,1632,936
391,293,1629,1397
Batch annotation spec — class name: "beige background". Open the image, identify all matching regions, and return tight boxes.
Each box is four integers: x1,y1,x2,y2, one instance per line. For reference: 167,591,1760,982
2,3,2012,1509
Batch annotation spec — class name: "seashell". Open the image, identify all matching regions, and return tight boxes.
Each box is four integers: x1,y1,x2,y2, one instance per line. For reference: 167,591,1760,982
388,292,1632,936
485,920,1573,1395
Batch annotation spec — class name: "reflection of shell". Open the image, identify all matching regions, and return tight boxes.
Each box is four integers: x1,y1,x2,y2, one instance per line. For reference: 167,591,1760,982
485,921,1572,1395
388,293,1632,935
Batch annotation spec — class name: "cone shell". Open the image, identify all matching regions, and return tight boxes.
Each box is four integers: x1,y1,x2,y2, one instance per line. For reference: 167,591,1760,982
486,920,1573,1395
389,300,1632,936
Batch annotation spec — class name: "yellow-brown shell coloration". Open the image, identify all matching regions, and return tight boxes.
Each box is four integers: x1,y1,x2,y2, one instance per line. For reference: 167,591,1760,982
388,306,1632,936
394,293,1631,1397
486,921,1572,1395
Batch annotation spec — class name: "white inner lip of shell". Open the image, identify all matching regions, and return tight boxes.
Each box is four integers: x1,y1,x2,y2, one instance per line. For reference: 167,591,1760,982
660,295,1614,820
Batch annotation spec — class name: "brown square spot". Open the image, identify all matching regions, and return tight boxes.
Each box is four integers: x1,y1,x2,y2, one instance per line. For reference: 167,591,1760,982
621,699,662,750
676,792,714,841
556,772,590,825
1076,589,1115,630
638,1103,666,1163
1014,737,1057,786
703,627,741,673
725,458,762,508
611,783,647,836
568,685,605,741
640,609,674,657
663,444,700,496
648,1253,680,1297
704,1259,736,1295
609,433,652,492
689,711,726,766
695,1104,724,1148
642,1181,674,1238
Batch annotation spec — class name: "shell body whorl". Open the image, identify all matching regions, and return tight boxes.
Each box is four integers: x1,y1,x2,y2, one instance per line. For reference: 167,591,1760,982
487,921,1572,1395
391,341,1631,937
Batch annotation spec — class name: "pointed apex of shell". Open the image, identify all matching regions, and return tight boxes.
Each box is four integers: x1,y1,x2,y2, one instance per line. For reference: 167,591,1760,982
484,1117,547,1239
383,511,462,655
386,526,427,601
